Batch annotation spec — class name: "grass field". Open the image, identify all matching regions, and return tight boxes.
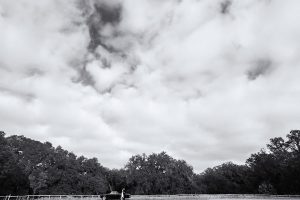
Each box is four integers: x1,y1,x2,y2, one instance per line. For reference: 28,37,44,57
131,194,300,200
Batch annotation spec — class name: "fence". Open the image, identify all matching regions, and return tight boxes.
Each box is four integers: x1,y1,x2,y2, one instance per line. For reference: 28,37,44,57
0,195,104,200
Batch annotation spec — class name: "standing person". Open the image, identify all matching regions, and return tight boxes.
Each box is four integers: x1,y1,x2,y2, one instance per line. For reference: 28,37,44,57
121,188,125,200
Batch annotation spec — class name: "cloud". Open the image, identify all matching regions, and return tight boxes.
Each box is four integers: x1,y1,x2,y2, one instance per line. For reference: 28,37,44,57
86,0,122,52
1,0,300,172
220,0,232,15
247,58,272,80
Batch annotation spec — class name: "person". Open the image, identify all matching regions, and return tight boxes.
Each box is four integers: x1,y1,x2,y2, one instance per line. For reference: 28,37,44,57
121,188,125,200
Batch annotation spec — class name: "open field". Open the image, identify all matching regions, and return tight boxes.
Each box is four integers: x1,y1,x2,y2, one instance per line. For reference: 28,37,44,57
2,195,300,200
131,195,300,200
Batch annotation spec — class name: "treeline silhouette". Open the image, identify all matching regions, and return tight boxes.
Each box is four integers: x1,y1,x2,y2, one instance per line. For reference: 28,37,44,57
0,130,299,195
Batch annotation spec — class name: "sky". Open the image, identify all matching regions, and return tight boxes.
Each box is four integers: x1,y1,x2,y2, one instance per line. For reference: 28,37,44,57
1,0,300,172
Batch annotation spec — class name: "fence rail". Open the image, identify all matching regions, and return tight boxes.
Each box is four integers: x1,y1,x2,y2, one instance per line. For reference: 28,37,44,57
0,195,104,200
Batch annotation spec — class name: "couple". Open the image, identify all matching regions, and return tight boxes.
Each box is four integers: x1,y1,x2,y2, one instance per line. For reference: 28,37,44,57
120,188,126,200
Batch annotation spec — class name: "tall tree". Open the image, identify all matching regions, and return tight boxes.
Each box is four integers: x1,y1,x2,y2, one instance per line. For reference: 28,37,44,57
246,130,300,194
0,132,29,195
125,152,195,195
197,162,254,194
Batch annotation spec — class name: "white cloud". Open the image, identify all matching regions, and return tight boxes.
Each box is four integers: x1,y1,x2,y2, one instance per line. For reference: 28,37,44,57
1,0,300,172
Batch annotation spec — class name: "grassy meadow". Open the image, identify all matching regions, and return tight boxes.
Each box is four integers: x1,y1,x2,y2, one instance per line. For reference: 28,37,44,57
131,194,300,200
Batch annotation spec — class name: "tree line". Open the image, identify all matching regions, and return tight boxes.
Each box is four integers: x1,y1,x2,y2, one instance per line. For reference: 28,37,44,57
0,130,299,195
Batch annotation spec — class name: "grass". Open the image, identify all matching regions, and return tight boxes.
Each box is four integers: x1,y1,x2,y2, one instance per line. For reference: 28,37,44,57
131,194,300,200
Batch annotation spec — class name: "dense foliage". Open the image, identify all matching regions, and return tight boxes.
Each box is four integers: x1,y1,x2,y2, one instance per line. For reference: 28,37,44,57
0,132,108,195
0,130,300,195
124,152,196,194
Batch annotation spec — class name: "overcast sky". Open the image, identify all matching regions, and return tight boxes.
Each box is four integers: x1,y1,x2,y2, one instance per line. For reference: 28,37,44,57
1,0,300,172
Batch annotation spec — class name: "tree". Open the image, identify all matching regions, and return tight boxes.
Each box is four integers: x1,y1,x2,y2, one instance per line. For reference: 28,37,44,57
125,152,195,195
5,134,108,195
2,130,300,195
282,130,300,194
246,130,300,194
286,130,300,154
77,157,108,194
106,169,127,192
0,132,29,195
197,162,254,194
258,181,276,194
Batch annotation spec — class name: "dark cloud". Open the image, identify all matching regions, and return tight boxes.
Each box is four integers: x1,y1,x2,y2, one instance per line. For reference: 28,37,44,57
94,2,121,25
73,65,96,87
220,0,232,15
87,1,122,52
247,59,272,80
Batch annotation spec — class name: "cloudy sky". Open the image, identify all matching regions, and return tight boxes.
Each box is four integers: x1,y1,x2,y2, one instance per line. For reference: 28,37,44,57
1,0,300,172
